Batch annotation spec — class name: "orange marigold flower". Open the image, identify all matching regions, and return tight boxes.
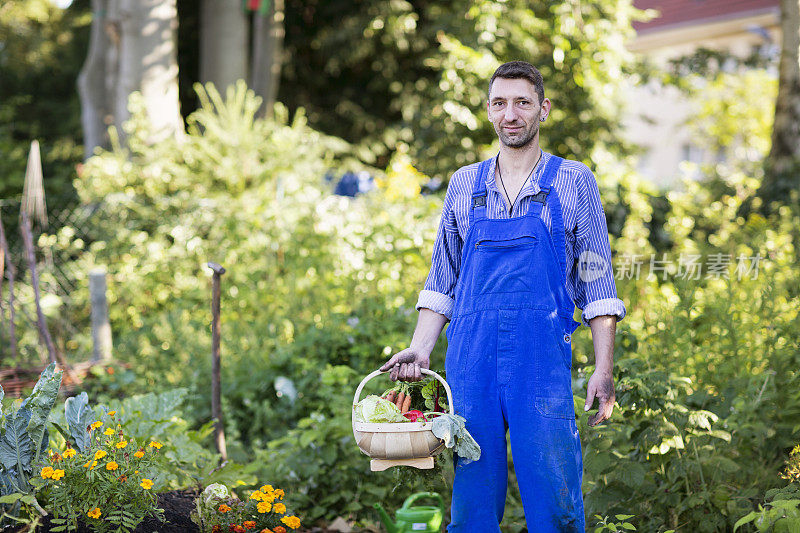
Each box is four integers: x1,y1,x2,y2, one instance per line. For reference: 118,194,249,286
257,501,271,513
273,503,286,514
87,507,102,519
280,516,301,530
140,479,154,490
250,490,265,501
134,449,145,458
118,475,128,482
94,450,107,460
90,421,102,430
63,448,76,459
273,527,286,533
51,469,65,480
274,488,284,499
260,529,273,533
243,521,256,530
232,526,245,533
218,503,231,513
106,461,119,471
40,466,54,479
148,441,163,449
116,440,128,449
212,526,221,533
107,410,116,416
259,484,273,493
51,452,62,463
82,460,92,468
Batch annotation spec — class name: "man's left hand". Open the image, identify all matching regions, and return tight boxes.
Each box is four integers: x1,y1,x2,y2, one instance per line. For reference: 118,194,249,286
584,371,615,426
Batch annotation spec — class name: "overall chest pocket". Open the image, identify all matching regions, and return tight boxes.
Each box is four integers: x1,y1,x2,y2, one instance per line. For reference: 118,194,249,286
474,235,538,295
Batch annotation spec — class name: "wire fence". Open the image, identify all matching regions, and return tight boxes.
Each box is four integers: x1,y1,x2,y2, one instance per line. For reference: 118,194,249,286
1,193,102,369
1,194,99,295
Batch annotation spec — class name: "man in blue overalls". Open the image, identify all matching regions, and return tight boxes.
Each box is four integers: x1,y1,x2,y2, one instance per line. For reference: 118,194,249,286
381,61,626,531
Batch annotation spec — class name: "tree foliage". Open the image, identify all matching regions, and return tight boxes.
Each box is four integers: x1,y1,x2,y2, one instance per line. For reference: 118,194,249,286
279,0,644,179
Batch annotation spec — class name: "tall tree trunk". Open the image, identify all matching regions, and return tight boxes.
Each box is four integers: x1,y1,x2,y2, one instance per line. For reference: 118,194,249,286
759,0,800,206
108,0,183,143
77,0,113,159
250,0,284,117
200,0,249,92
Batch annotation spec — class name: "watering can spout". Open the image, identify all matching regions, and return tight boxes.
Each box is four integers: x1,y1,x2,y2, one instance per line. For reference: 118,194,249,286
373,503,399,533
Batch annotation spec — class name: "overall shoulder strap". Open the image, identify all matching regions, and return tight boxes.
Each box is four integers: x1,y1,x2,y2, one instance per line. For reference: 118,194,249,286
534,155,568,284
469,159,491,227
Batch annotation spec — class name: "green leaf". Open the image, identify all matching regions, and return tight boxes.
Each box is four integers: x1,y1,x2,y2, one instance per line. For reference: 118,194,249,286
65,392,94,453
21,362,62,464
0,406,33,477
615,514,634,520
734,511,759,531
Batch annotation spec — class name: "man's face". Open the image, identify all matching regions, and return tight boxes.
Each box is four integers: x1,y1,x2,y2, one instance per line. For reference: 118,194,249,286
487,77,549,149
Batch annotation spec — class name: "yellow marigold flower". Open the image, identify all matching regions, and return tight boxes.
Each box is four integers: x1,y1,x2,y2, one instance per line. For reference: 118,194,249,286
51,469,65,480
40,466,54,479
273,503,286,514
83,460,92,468
148,441,162,449
94,450,107,460
116,440,128,449
104,427,115,436
218,503,231,513
250,491,265,501
91,460,98,469
63,448,76,459
140,479,153,490
90,421,102,430
280,516,301,529
107,411,116,416
134,450,145,458
257,501,271,514
260,485,274,493
87,507,102,519
106,461,119,471
274,488,284,499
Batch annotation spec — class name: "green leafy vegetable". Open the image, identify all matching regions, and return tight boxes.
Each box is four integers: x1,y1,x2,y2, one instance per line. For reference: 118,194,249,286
353,395,406,423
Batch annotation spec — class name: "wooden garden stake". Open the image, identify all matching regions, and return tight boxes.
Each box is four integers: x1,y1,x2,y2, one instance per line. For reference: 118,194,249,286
20,211,57,364
207,261,228,461
0,212,18,363
89,268,112,362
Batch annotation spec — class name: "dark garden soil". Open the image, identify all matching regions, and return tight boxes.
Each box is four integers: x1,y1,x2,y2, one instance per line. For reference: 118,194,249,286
30,490,359,533
34,489,200,533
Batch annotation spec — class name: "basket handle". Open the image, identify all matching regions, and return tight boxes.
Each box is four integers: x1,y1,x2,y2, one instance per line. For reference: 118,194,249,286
352,368,454,416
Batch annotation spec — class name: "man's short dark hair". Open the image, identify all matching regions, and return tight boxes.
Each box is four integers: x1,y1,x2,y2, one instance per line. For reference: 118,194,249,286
488,61,545,106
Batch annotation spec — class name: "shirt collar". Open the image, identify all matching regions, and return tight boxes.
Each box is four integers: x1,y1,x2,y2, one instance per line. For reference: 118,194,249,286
484,150,551,199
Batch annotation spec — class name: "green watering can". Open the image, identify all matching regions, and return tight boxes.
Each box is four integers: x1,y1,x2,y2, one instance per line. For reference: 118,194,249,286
374,492,445,533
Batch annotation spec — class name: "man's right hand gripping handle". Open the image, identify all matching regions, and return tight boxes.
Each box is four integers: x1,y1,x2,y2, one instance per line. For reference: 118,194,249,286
380,308,448,382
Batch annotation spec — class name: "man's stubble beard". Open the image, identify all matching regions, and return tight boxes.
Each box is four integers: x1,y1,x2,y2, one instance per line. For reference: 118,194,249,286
495,119,539,149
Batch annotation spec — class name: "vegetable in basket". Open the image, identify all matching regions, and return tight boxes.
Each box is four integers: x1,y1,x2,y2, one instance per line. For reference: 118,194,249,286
354,395,407,423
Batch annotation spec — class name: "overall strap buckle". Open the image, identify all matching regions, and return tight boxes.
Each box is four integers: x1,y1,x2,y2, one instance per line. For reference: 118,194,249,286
530,189,549,204
472,195,487,208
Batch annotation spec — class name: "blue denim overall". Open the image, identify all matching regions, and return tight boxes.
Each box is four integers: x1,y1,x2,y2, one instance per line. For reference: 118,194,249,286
444,155,584,532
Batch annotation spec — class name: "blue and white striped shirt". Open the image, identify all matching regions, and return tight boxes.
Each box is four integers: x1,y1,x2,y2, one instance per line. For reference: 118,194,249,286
416,151,626,326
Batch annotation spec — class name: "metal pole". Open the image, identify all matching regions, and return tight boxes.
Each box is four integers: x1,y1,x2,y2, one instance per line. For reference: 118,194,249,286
207,261,227,461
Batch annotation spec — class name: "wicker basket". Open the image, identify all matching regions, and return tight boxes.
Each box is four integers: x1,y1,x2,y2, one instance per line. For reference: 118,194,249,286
352,368,454,471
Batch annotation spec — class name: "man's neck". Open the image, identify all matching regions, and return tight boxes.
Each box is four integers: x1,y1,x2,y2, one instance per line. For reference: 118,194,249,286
497,138,542,185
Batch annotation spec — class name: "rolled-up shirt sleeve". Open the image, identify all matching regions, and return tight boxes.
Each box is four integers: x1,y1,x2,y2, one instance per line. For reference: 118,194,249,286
570,166,627,326
415,179,463,320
